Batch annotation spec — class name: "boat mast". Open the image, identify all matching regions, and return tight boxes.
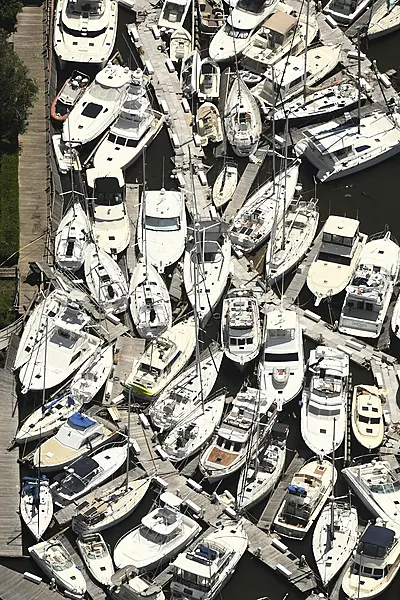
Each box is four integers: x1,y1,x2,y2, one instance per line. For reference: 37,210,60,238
329,417,336,542
142,145,148,279
271,66,276,195
280,116,289,251
303,0,310,102
125,389,131,492
357,28,362,135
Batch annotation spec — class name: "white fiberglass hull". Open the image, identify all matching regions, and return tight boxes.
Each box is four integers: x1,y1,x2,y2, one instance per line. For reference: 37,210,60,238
55,203,90,271
70,345,114,405
368,3,400,38
29,540,87,595
213,164,238,208
301,399,346,456
224,78,262,157
84,243,128,315
77,533,115,586
351,385,384,450
324,0,372,24
20,478,53,540
15,395,82,444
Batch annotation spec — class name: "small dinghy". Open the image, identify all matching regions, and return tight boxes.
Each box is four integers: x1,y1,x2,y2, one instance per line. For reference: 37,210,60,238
198,58,221,101
20,476,53,540
351,384,384,450
169,28,192,61
180,50,201,98
221,288,261,369
129,258,172,340
213,162,238,208
84,243,128,315
196,102,223,145
77,533,115,586
55,202,90,272
29,539,86,595
15,394,81,444
162,389,226,462
52,134,82,174
51,443,128,507
149,342,224,432
198,0,225,33
224,77,262,157
70,345,114,404
237,70,263,87
313,500,358,587
51,70,90,121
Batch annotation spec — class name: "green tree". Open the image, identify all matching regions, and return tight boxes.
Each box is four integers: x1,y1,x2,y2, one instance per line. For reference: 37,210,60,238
0,31,38,142
0,0,23,33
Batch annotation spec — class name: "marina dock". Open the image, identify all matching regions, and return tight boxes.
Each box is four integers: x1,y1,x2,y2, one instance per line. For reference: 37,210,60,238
0,563,62,600
125,184,140,273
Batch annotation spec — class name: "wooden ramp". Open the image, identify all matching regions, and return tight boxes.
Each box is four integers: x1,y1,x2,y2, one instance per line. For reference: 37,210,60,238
0,370,22,557
258,454,305,532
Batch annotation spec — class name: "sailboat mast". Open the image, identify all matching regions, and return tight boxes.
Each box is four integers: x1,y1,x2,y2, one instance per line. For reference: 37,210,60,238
142,145,148,278
125,389,131,492
357,28,362,135
303,0,310,102
272,66,277,195
330,417,336,541
281,117,289,251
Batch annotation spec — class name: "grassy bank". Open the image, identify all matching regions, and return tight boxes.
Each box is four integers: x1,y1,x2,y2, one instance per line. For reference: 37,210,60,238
0,280,17,329
0,139,19,265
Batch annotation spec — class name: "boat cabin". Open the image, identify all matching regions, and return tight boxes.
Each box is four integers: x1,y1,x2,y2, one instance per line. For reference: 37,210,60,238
136,338,181,383
225,294,256,349
172,542,230,592
259,55,310,105
259,11,297,47
65,0,105,18
341,262,388,332
318,215,361,265
55,455,101,498
159,0,188,27
55,413,104,450
352,526,395,576
140,493,183,543
282,464,327,525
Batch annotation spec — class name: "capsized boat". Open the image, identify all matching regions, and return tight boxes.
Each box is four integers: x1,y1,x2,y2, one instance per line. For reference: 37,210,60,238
20,476,53,540
51,70,90,121
198,58,221,101
124,318,196,399
169,28,192,61
77,532,114,586
55,202,91,272
273,458,337,539
158,0,191,33
162,390,226,462
339,231,400,338
63,63,132,146
212,162,238,208
129,259,172,340
313,501,358,587
351,384,384,450
258,308,305,406
196,102,224,146
32,412,120,472
265,197,319,283
307,215,367,306
342,523,400,599
229,161,300,254
84,242,129,315
221,288,261,368
183,221,231,325
170,520,248,599
113,492,202,571
70,345,114,405
149,342,224,432
29,538,86,595
324,0,372,24
198,0,225,33
224,77,262,157
301,346,349,456
181,50,201,98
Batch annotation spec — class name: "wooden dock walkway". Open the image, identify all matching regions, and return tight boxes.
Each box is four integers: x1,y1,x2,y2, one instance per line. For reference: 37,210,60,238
14,5,49,311
58,534,107,600
371,359,400,424
126,184,140,275
282,231,323,308
109,336,145,400
258,454,305,532
0,563,61,600
0,370,22,557
222,148,268,223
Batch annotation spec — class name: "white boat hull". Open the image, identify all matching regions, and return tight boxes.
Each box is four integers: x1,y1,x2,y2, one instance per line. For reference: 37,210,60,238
20,478,53,540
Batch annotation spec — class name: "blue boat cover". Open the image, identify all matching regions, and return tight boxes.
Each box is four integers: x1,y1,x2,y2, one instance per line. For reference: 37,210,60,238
361,525,395,549
68,413,96,429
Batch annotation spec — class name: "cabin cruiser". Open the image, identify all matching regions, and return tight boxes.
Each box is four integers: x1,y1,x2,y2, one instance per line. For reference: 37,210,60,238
265,197,319,283
29,539,86,595
295,110,400,182
53,0,118,68
109,573,165,600
55,202,91,272
242,9,318,74
342,523,400,599
77,533,114,587
93,73,165,171
196,103,224,145
149,342,224,432
18,302,101,394
51,70,90,121
307,215,367,306
351,385,384,450
324,0,372,24
198,0,225,33
229,161,300,253
274,458,337,539
158,0,191,33
224,77,262,157
63,64,132,146
184,222,231,325
124,318,196,399
169,28,192,61
181,50,201,98
339,231,400,338
368,0,400,39
301,346,349,456
199,386,277,482
84,243,129,315
114,492,201,571
170,521,248,600
343,458,400,528
87,167,130,255
209,0,279,62
258,308,304,406
33,412,119,471
253,45,341,110
137,189,187,273
221,289,261,368
198,59,221,101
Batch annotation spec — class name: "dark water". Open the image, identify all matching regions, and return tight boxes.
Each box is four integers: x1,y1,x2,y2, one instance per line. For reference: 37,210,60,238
8,8,400,600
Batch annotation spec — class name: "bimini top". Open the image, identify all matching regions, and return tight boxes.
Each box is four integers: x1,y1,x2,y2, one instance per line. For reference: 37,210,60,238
359,525,395,556
69,455,99,479
68,413,96,429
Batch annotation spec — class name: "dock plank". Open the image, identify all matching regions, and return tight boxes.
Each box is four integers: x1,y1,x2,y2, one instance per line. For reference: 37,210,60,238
0,563,61,600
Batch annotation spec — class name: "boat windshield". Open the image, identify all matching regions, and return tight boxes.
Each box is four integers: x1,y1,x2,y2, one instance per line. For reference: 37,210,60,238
236,0,271,13
370,480,400,494
91,83,124,103
358,415,381,424
264,352,298,362
140,525,177,544
146,216,180,231
67,0,104,16
47,545,74,571
225,23,252,39
174,570,211,591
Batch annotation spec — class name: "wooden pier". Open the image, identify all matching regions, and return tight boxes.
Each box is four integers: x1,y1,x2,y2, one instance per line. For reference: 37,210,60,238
109,336,146,400
282,231,322,308
0,563,62,600
371,359,400,424
125,184,140,274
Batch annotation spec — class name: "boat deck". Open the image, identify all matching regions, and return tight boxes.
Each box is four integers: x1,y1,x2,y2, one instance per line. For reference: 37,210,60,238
108,336,146,401
57,534,107,600
346,0,385,37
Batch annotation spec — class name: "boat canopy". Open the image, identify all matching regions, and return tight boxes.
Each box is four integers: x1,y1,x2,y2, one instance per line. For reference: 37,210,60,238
358,526,395,557
68,413,96,429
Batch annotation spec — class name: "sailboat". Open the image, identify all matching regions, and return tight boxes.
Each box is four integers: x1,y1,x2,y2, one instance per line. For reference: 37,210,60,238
212,161,238,208
221,288,261,368
224,77,262,157
20,476,53,540
70,344,114,404
84,242,129,315
149,342,224,432
86,166,131,256
55,202,91,272
29,538,86,595
14,394,80,444
196,103,224,146
77,533,114,587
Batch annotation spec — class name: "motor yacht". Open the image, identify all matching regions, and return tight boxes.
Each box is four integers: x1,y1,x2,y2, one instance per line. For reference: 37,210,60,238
307,215,367,306
351,385,385,450
258,308,304,406
109,573,165,600
55,202,91,272
224,77,262,157
77,532,114,587
29,539,86,595
180,50,201,98
53,0,118,68
221,288,261,368
84,242,129,315
301,346,349,456
196,103,224,146
169,28,192,61
158,0,191,33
